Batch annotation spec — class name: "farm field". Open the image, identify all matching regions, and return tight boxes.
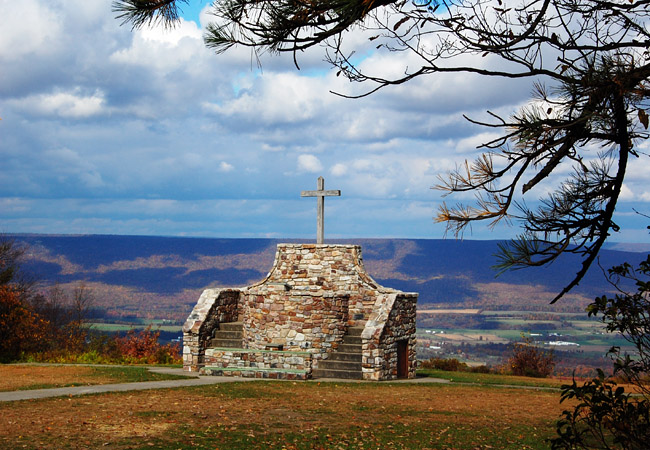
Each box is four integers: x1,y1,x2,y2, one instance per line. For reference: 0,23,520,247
88,323,182,333
417,309,481,314
416,308,631,371
0,368,571,450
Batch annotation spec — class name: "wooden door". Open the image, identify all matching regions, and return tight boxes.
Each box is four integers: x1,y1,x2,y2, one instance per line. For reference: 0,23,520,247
397,340,408,378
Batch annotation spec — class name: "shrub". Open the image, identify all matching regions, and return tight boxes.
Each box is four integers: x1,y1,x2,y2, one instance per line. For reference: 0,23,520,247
116,325,181,365
421,357,469,372
552,255,650,449
508,337,555,378
469,365,491,374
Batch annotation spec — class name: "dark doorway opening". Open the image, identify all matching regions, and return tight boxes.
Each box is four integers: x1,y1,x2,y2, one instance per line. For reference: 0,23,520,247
397,340,408,378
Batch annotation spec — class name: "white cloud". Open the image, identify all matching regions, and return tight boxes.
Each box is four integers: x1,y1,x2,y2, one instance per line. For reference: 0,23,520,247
639,191,650,202
39,147,106,189
140,18,202,44
619,184,635,201
455,132,502,154
10,89,106,118
203,71,340,126
331,163,348,176
261,144,286,152
298,154,323,173
351,159,382,171
109,22,205,73
0,197,31,213
219,161,235,172
0,0,62,60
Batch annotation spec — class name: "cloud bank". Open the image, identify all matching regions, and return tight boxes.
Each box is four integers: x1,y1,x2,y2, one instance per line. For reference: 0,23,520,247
0,0,648,243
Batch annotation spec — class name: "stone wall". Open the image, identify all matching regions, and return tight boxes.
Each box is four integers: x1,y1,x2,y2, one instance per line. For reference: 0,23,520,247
360,293,418,380
182,243,418,379
182,288,242,372
241,287,349,366
378,294,418,379
259,244,396,326
202,348,312,380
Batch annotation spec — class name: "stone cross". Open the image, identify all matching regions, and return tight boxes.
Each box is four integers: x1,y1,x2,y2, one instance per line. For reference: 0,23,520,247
301,176,341,244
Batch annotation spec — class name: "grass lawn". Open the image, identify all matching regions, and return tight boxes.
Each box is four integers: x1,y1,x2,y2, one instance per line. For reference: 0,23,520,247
0,380,568,449
417,368,570,388
0,365,191,392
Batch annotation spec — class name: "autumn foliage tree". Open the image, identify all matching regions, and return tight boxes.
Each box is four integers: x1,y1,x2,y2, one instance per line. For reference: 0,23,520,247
30,283,94,354
0,285,48,362
0,239,48,361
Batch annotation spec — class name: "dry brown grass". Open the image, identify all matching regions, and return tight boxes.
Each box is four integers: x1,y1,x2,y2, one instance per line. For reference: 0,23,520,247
0,365,124,392
0,379,569,449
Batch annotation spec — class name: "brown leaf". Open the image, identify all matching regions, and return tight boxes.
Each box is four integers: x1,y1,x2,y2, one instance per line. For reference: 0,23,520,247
393,16,409,31
638,109,649,129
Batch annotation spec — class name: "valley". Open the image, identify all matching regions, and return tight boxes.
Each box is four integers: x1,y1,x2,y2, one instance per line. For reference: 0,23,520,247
9,233,647,372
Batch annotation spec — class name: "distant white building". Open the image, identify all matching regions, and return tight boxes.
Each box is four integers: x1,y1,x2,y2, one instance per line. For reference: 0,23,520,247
547,341,580,347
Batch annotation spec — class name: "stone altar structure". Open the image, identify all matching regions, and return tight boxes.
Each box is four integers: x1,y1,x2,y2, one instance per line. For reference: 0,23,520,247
182,243,418,380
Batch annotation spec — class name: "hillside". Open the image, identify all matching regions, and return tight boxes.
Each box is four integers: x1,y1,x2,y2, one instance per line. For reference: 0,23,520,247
9,234,648,322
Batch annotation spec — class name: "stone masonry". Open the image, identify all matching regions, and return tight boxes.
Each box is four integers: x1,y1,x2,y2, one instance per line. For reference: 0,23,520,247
182,243,418,380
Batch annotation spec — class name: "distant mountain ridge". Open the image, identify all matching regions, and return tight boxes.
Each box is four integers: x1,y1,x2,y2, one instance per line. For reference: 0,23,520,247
8,234,649,321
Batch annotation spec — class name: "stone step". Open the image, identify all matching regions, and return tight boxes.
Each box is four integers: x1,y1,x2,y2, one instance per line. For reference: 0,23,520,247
318,359,361,371
220,322,243,331
346,327,364,337
213,330,242,340
210,338,242,348
202,366,308,380
326,352,362,362
337,343,362,353
210,322,243,348
342,335,362,345
312,368,362,380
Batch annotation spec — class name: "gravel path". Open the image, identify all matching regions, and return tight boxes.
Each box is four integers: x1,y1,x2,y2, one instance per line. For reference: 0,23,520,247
0,366,451,402
0,369,257,402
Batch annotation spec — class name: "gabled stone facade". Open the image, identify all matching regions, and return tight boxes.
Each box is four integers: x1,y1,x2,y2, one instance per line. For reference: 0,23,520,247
182,244,417,380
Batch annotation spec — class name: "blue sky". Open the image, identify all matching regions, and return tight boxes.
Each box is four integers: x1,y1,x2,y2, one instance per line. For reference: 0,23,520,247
0,1,649,244
181,0,211,26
